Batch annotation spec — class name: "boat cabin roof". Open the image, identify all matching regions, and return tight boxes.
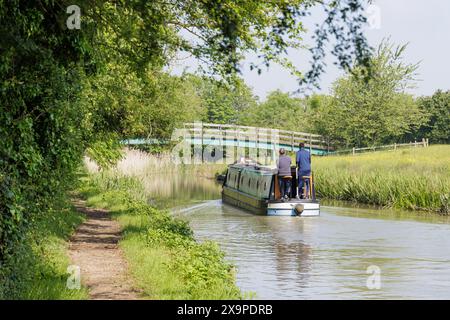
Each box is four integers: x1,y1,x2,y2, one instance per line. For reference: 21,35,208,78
228,163,277,174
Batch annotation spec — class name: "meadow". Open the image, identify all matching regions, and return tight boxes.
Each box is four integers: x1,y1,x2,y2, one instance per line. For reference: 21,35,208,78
313,145,450,214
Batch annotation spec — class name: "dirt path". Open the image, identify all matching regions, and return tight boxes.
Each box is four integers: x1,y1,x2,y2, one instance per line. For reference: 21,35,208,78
69,199,140,300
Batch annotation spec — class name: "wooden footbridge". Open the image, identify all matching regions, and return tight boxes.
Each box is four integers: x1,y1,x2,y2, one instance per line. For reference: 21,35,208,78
123,122,333,156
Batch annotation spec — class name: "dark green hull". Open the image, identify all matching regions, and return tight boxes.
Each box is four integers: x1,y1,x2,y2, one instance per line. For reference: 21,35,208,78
222,186,267,215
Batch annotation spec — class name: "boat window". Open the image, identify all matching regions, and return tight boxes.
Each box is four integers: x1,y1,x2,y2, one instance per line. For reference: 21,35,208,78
264,182,267,190
256,181,259,190
248,178,251,188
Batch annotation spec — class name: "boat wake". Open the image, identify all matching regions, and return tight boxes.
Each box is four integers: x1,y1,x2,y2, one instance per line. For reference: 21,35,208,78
173,199,222,214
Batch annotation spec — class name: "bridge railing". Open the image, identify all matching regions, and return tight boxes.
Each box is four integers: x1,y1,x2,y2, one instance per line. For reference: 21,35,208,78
182,122,332,152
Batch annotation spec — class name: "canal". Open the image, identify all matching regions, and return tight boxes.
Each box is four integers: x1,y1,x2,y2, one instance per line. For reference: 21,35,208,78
144,173,450,299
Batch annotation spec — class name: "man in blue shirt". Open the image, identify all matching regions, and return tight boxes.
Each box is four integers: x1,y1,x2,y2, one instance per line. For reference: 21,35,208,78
296,142,311,199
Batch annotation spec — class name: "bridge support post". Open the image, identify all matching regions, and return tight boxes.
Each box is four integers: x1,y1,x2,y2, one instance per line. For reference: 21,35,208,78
201,122,204,163
256,127,259,157
309,134,312,154
291,132,294,152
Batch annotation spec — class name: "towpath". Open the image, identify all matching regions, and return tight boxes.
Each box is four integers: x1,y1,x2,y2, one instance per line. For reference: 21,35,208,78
68,199,140,300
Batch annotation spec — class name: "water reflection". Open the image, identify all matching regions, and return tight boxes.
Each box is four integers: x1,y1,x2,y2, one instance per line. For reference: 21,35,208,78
141,173,221,208
256,217,313,291
144,173,450,299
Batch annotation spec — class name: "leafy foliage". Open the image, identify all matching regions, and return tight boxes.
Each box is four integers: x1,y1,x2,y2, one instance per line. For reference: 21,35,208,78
300,0,373,90
323,42,425,147
189,76,257,124
415,90,450,144
1,0,92,265
77,0,372,84
85,136,124,170
239,90,309,132
0,194,88,299
82,65,205,140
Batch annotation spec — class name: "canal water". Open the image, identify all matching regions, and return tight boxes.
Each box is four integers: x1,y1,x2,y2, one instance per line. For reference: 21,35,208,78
145,173,450,299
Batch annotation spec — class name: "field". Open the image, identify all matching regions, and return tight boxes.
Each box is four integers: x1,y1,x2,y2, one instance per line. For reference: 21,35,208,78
313,145,450,213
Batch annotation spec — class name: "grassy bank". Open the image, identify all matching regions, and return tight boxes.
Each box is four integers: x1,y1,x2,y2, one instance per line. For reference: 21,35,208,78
77,171,241,299
313,145,450,214
0,198,88,299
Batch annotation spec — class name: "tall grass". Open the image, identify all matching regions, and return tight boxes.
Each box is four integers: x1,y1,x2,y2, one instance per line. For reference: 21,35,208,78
313,145,450,214
107,148,226,177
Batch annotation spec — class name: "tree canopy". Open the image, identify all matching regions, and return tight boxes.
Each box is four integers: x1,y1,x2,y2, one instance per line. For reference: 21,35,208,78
310,41,425,147
415,90,450,144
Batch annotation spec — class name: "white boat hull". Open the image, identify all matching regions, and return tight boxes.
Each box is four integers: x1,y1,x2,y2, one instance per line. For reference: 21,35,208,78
267,201,320,217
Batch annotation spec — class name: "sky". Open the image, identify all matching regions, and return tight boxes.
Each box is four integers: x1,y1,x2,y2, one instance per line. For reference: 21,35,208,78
170,0,450,101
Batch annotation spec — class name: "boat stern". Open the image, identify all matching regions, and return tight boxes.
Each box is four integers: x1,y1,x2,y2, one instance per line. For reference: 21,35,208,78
267,200,320,217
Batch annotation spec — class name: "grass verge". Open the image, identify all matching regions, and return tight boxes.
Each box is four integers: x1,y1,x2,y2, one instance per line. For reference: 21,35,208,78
0,198,88,299
313,145,450,214
77,173,241,300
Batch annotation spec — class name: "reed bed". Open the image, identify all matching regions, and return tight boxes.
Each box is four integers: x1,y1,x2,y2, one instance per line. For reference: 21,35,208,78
89,147,226,177
313,145,450,214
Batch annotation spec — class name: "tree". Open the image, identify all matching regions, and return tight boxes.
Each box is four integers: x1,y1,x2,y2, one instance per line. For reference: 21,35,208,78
322,41,425,147
307,94,337,139
415,90,450,144
239,90,311,132
189,77,257,124
83,66,206,140
82,0,372,85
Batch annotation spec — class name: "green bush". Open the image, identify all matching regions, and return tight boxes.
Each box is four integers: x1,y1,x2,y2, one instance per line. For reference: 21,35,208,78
0,197,88,299
0,1,93,282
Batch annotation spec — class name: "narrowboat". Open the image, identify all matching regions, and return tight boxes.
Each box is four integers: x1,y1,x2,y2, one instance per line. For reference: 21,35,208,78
221,161,320,216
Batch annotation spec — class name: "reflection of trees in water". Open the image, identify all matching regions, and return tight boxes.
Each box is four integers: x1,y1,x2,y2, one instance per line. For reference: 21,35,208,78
141,173,221,207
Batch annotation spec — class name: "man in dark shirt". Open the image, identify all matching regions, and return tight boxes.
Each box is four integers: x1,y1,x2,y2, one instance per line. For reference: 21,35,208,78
277,148,292,200
296,143,311,199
